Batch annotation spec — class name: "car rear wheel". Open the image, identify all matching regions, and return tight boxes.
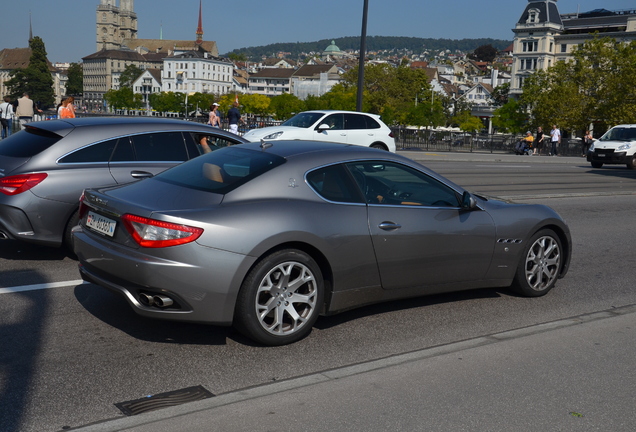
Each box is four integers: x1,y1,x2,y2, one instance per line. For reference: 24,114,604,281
234,249,323,346
370,143,387,151
63,210,80,254
511,229,562,297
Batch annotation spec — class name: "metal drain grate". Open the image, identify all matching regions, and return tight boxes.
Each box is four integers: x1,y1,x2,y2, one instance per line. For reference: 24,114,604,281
115,385,215,416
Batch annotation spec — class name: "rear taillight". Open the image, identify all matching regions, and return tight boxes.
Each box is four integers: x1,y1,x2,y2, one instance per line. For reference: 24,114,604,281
0,173,48,196
121,214,203,248
78,192,89,219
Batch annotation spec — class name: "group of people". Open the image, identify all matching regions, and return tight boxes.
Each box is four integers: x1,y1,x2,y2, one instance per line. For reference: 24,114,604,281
0,93,79,139
208,101,245,135
0,92,46,138
57,96,76,119
517,125,594,156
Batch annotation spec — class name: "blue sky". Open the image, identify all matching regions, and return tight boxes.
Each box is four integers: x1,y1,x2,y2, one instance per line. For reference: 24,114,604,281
3,0,635,63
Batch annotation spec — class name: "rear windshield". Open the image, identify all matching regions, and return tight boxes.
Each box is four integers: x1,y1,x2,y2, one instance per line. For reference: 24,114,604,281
0,127,62,157
155,146,285,194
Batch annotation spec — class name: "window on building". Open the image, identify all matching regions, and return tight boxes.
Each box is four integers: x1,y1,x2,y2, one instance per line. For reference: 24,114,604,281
523,41,538,52
560,44,567,53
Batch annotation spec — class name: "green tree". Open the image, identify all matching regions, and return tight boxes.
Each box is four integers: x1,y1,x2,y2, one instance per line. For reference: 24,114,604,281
65,63,83,96
469,44,498,62
104,87,143,110
270,93,305,120
520,37,636,134
490,82,509,107
492,98,527,133
339,63,431,123
119,64,144,89
451,110,483,132
148,91,185,113
5,36,55,108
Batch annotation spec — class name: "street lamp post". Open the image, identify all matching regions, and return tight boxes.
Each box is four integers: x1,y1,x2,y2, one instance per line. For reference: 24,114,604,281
356,0,369,112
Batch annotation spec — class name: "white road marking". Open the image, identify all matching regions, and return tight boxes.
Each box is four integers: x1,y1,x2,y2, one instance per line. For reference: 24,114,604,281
0,280,86,295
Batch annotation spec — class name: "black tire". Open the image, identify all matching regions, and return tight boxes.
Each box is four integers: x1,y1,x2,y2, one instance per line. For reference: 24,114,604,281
63,210,80,254
511,229,562,297
591,161,603,168
234,249,323,346
626,155,636,170
370,143,387,151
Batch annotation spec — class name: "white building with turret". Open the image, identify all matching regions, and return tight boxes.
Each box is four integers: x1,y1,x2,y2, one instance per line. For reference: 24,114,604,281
510,0,636,97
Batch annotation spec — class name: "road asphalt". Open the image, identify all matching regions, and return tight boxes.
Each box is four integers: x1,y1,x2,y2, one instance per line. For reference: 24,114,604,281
69,305,636,432
68,151,636,432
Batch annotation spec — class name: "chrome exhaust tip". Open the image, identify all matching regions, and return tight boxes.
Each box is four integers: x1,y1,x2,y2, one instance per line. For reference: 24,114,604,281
152,295,174,308
139,292,154,306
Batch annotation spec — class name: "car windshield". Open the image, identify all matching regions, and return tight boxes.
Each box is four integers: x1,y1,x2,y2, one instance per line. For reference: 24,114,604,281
0,127,62,157
600,127,636,142
155,146,285,194
281,112,324,128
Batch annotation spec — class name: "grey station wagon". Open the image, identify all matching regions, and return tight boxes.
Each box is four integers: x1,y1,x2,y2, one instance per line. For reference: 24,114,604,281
0,117,247,250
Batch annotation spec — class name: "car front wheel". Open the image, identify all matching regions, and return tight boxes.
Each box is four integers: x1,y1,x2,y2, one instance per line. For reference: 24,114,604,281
234,249,323,346
511,229,562,297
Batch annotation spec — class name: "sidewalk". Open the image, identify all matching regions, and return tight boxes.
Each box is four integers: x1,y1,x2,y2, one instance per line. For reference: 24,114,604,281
71,304,636,432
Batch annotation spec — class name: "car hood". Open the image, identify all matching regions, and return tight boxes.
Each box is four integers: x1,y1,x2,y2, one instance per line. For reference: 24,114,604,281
593,139,635,149
243,126,308,141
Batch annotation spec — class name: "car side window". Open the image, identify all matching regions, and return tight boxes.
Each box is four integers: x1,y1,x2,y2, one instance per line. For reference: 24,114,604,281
130,132,188,162
185,132,241,157
306,164,365,204
345,161,460,207
110,137,134,162
345,114,380,130
59,139,117,163
321,114,344,130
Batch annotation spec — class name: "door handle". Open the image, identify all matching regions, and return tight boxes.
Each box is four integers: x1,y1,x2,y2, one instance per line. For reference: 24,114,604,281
378,222,401,231
130,171,154,179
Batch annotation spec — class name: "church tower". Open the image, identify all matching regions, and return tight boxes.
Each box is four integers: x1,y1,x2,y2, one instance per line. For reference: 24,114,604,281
96,0,137,51
510,0,563,97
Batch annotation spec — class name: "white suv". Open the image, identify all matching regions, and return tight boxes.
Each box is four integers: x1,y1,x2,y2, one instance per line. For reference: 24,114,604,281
587,124,636,169
243,110,396,152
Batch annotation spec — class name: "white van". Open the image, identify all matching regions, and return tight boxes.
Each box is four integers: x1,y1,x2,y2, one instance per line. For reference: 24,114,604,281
587,124,636,169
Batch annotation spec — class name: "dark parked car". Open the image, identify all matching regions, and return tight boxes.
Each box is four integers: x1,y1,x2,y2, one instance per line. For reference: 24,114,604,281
0,117,247,249
73,141,571,346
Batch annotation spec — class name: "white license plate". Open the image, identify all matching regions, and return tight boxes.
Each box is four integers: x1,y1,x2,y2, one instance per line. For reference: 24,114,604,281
86,211,116,237
597,154,605,157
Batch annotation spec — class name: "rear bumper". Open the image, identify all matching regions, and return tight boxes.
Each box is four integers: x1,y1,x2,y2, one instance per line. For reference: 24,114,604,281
73,225,257,325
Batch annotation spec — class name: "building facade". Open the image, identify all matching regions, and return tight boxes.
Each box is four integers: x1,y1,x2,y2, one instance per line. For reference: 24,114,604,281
162,48,233,95
97,0,138,51
510,0,636,97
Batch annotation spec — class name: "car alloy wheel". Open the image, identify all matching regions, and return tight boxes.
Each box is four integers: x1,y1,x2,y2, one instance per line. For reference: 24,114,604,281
512,229,562,297
235,249,323,345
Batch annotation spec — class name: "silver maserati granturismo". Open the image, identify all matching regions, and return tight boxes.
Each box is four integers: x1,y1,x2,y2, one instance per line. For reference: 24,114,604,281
73,140,571,345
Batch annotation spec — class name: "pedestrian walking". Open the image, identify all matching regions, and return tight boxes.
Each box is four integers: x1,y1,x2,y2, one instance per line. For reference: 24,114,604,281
534,126,544,155
208,102,221,128
227,101,244,135
0,96,14,139
15,92,42,130
550,124,561,156
582,130,593,156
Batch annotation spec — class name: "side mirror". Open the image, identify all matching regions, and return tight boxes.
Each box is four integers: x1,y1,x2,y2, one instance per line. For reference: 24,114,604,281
317,123,330,131
461,191,477,210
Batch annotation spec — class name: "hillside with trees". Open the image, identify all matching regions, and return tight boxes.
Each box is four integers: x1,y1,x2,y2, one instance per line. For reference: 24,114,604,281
225,36,511,60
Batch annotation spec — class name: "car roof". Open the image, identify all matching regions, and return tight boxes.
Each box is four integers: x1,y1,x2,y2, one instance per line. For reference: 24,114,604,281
301,110,382,117
236,139,403,161
26,117,245,139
